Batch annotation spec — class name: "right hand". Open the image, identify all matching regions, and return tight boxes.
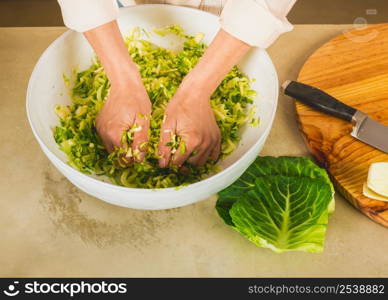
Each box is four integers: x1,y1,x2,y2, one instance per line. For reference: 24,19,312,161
96,83,151,162
83,21,152,162
158,79,221,168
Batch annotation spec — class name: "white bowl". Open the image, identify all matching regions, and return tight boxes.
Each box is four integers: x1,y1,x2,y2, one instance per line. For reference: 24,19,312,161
26,4,279,210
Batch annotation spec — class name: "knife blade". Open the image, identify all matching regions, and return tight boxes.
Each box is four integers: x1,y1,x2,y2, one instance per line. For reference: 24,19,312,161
282,80,388,153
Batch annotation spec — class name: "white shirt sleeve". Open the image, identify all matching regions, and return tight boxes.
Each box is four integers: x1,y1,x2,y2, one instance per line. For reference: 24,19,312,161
57,0,201,32
57,0,120,32
220,0,297,48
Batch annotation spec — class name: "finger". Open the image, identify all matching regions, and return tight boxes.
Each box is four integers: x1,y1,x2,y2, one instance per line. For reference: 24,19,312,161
118,151,133,166
96,121,114,153
118,129,135,166
197,146,213,166
112,130,126,149
101,139,114,153
178,165,190,175
210,138,221,162
188,143,210,166
100,130,121,153
104,116,135,151
171,139,197,167
109,120,135,164
158,118,176,168
131,114,150,162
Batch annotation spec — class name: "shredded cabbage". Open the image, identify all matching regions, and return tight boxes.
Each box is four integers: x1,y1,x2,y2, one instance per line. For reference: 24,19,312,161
53,26,258,189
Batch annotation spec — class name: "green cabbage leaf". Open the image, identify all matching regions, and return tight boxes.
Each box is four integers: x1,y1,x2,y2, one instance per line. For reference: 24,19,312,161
216,156,335,253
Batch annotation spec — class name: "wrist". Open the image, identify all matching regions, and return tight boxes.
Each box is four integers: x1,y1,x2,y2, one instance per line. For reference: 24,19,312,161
179,75,214,104
107,60,142,90
107,65,149,105
179,29,252,98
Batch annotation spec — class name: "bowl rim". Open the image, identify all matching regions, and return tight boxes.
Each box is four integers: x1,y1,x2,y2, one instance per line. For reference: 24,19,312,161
26,4,279,194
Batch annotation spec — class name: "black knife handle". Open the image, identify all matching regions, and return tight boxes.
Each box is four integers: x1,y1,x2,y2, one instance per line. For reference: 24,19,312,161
283,81,357,122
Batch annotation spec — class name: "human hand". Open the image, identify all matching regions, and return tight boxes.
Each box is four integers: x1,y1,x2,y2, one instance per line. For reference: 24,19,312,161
158,80,221,167
157,29,251,168
84,21,152,162
96,82,151,162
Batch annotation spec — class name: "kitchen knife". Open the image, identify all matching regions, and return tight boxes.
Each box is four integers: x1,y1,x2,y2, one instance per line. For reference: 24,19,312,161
282,80,388,153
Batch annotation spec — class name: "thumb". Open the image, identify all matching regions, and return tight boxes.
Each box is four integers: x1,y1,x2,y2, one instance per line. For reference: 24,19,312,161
158,116,176,168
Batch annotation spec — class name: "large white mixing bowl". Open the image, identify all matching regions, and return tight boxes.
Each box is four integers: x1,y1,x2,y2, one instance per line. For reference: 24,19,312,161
26,5,279,210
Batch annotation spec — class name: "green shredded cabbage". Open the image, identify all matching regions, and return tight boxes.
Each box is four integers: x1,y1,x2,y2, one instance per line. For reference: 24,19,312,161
53,26,258,189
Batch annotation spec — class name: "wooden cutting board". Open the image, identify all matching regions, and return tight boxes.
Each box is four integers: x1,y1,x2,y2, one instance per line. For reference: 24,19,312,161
296,24,388,227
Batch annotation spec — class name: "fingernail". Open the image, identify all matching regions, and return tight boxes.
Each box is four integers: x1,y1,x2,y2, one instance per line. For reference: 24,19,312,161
159,158,166,168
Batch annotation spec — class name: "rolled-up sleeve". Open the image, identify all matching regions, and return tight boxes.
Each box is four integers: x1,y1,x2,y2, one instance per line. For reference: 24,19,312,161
57,0,119,32
220,0,296,48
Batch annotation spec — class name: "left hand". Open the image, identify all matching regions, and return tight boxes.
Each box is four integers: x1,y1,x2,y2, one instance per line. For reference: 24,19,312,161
158,80,221,167
158,29,251,168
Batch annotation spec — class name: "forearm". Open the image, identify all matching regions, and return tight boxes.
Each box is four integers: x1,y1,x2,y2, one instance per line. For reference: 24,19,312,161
84,20,142,90
183,29,252,98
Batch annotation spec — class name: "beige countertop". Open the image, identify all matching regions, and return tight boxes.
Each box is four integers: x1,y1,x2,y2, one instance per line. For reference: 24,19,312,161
1,25,387,277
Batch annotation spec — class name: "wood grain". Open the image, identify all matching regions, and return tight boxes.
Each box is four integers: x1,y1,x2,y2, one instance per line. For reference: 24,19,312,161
296,24,388,227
